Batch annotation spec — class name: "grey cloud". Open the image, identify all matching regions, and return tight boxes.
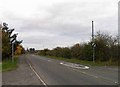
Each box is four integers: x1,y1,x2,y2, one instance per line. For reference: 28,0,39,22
1,0,118,49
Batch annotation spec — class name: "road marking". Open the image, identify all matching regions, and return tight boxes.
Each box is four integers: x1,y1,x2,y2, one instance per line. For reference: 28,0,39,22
48,60,51,62
115,81,118,84
27,60,47,87
60,62,89,69
60,63,117,83
60,62,63,64
60,62,114,80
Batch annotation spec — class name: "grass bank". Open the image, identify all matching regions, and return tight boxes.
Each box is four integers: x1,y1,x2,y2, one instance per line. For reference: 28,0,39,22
45,56,118,66
2,56,18,72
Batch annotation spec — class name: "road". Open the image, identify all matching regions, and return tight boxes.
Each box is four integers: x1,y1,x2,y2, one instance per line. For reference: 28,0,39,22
25,54,118,85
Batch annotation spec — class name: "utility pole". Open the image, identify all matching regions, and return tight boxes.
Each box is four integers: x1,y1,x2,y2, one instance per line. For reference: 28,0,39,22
92,21,95,63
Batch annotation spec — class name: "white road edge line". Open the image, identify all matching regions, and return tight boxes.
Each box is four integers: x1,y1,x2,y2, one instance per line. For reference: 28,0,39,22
28,62,47,86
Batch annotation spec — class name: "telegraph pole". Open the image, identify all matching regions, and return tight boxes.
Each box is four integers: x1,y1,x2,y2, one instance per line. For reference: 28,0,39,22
92,21,95,63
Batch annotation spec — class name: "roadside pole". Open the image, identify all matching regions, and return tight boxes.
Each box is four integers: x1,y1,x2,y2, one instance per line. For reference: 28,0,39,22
12,42,14,63
92,21,95,63
10,33,18,63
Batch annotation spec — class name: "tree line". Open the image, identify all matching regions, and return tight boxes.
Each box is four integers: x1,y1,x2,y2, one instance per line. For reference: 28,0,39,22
1,23,25,60
38,31,119,62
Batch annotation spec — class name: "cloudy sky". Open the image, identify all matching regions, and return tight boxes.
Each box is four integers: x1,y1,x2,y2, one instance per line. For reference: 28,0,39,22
0,0,119,50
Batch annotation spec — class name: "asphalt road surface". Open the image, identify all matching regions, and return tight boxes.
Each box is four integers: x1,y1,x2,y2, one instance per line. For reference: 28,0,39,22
25,54,118,85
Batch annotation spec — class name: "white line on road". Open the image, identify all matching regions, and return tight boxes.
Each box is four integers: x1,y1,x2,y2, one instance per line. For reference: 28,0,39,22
115,82,118,84
28,60,47,87
48,60,51,62
60,62,89,69
60,62,117,84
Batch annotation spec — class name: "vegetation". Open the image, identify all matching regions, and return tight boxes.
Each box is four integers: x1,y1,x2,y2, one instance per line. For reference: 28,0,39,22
2,56,18,72
27,48,36,53
45,56,118,66
38,31,119,66
1,22,25,72
1,22,25,60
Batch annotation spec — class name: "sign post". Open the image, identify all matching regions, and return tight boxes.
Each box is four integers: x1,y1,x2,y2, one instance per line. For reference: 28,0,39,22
10,33,18,63
12,42,14,63
92,21,95,63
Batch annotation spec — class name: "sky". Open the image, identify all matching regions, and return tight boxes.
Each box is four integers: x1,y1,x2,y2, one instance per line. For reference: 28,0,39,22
0,0,119,50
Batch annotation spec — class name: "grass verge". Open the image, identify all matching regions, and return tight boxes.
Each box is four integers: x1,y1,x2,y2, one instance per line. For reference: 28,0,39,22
2,56,18,72
45,56,118,66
